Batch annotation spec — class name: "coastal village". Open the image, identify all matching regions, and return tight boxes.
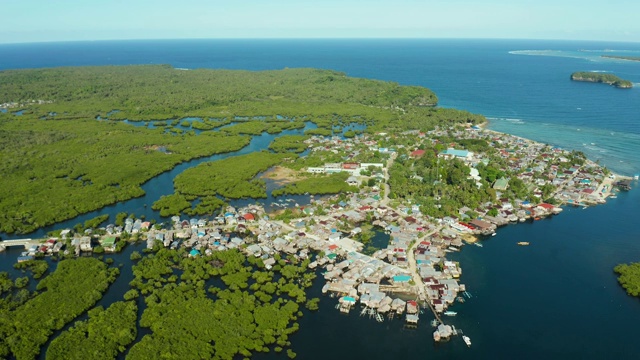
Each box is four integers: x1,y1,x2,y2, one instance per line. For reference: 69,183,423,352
2,124,634,346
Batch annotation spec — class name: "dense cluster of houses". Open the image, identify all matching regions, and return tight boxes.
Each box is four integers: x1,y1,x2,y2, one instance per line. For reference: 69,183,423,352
11,123,628,339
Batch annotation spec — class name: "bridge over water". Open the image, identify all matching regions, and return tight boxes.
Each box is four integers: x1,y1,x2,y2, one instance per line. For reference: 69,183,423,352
0,238,40,248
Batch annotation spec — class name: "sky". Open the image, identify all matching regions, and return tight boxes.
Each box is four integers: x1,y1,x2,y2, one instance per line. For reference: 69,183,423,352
1,0,639,44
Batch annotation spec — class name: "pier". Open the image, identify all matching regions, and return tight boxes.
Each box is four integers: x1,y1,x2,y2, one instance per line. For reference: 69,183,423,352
379,284,415,294
423,298,444,326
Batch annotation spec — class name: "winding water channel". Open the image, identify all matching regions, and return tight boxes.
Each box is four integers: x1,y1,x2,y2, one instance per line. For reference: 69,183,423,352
0,119,363,241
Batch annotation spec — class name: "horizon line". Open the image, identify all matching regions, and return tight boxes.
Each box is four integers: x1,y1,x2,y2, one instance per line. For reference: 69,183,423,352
1,37,639,46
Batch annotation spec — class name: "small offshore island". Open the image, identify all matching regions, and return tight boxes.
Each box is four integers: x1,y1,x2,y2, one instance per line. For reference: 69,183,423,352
0,65,636,359
571,71,633,88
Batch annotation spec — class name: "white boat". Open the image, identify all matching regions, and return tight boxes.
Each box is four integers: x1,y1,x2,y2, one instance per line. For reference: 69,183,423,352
474,242,483,247
463,335,471,347
376,313,384,323
444,311,457,316
322,283,329,294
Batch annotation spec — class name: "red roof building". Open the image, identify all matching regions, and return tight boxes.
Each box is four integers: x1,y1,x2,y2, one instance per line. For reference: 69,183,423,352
538,203,555,210
243,213,255,221
410,149,426,158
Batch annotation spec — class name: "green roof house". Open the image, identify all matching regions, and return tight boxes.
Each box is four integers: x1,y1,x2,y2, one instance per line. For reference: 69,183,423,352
493,177,509,191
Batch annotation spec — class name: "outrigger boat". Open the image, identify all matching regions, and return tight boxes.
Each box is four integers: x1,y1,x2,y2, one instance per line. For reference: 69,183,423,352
463,335,471,347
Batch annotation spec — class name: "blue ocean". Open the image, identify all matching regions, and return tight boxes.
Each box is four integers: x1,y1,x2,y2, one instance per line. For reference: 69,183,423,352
1,39,639,359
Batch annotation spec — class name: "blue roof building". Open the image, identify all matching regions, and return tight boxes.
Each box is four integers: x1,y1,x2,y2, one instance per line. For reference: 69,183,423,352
439,148,471,159
393,275,412,283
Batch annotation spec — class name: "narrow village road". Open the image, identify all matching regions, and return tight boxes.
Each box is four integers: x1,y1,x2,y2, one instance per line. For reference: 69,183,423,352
406,239,426,301
406,227,441,303
381,152,396,206
379,151,430,301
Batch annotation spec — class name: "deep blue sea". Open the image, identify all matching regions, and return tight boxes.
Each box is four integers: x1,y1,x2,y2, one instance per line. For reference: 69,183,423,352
1,39,639,359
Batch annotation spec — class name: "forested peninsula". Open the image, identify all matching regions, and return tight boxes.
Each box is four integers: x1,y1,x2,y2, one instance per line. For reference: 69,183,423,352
570,71,633,89
614,263,640,297
0,65,483,234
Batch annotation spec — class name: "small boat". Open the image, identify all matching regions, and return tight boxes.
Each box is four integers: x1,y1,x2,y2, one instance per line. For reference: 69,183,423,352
474,242,483,247
491,232,497,236
322,283,329,294
376,313,384,323
444,311,457,316
463,335,471,347
430,319,439,327
517,242,530,246
464,291,472,298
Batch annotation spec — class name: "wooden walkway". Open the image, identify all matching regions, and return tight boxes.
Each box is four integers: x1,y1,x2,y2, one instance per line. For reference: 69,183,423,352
423,298,444,325
379,284,415,294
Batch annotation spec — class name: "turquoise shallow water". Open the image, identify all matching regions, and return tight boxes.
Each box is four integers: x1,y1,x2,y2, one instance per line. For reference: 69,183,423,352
1,39,639,359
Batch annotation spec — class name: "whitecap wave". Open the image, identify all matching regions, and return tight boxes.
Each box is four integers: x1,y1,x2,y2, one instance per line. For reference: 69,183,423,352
579,49,640,53
509,50,593,61
487,117,525,124
509,50,562,56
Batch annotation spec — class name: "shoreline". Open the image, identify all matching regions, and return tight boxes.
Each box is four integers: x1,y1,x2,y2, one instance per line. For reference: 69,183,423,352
478,119,634,182
2,122,637,350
